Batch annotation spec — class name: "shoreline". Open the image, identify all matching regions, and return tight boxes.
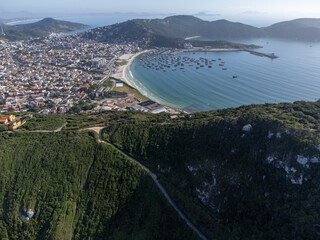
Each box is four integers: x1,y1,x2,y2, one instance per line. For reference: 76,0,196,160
113,47,270,114
184,36,201,40
113,50,186,114
117,50,151,88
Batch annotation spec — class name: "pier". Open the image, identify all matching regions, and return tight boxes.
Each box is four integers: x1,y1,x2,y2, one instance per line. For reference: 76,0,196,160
245,50,279,59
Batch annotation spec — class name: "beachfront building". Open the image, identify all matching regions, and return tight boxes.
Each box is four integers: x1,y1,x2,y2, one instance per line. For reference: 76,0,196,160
150,106,167,114
115,82,124,88
138,100,167,114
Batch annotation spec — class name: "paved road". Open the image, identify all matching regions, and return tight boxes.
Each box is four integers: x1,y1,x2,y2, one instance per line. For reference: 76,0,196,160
85,127,208,240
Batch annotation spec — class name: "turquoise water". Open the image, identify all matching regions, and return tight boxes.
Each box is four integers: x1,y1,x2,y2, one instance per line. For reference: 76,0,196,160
129,38,320,112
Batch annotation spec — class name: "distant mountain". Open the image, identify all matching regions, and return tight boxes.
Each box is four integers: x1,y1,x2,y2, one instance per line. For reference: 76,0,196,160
82,15,320,47
264,18,320,41
1,18,87,41
134,15,264,39
82,15,264,47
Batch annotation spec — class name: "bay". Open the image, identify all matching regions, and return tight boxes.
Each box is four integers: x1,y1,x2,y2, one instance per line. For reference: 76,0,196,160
129,38,320,112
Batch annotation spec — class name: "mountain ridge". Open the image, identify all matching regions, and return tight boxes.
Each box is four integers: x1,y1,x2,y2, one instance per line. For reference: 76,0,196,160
81,15,320,47
102,100,320,239
263,18,320,41
1,18,87,41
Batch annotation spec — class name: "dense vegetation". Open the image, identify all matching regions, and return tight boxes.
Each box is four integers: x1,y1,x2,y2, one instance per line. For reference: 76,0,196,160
103,100,320,239
82,15,320,47
0,130,198,239
19,113,112,131
3,100,320,239
1,18,87,41
20,115,66,131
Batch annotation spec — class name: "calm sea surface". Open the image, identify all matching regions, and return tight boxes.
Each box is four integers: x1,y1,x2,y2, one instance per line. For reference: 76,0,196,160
128,38,320,112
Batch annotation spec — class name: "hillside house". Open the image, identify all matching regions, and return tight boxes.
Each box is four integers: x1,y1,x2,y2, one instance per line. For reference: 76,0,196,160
0,115,15,125
9,118,26,130
0,116,8,125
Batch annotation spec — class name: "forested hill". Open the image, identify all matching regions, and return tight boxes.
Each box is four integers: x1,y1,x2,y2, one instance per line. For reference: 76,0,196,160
0,128,198,239
1,18,87,41
81,15,264,47
102,100,320,239
81,15,320,47
1,100,320,239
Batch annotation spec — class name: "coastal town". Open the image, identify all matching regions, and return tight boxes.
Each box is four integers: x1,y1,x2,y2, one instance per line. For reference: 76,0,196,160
0,33,176,116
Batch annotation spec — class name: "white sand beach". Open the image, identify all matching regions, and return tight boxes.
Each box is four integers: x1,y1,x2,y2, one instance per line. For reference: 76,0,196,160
184,36,201,40
112,50,150,88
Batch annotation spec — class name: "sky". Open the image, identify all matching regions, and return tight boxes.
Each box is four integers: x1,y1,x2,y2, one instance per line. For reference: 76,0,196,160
1,0,320,26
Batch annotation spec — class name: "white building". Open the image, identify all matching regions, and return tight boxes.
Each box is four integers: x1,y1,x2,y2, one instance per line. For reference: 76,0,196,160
150,106,167,114
90,58,106,68
115,82,124,88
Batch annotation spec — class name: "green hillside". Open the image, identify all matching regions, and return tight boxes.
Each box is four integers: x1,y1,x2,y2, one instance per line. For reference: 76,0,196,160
82,15,320,46
0,130,198,239
82,15,264,47
135,16,263,39
2,100,320,239
1,18,87,41
102,100,320,239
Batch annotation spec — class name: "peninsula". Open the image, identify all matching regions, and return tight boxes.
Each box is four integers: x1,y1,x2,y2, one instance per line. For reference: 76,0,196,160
0,18,88,41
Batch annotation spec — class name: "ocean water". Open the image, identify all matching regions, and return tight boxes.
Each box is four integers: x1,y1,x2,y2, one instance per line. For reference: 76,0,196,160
129,38,320,112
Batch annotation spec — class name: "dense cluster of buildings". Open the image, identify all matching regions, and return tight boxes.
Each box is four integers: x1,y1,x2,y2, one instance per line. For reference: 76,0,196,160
0,32,178,115
0,34,139,114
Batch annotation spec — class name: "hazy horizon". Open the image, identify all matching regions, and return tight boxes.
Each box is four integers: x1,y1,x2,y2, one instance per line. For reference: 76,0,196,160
1,0,320,27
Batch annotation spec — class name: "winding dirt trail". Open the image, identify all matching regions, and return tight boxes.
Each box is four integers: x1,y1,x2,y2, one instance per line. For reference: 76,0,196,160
83,127,208,240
